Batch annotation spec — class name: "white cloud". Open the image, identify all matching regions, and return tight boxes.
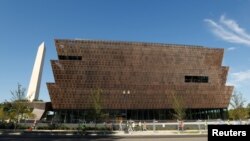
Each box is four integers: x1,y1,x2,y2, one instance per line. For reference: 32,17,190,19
227,47,236,51
220,15,250,39
227,70,250,103
204,15,250,47
231,70,250,82
227,69,250,88
227,70,250,106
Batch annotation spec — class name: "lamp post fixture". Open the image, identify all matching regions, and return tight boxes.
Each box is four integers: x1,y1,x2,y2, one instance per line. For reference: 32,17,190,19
123,90,130,95
122,90,130,120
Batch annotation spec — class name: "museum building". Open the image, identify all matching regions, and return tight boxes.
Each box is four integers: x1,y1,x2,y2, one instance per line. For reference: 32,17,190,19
47,39,233,122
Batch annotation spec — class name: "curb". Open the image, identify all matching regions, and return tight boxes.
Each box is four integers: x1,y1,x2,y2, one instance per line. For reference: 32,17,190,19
0,130,208,137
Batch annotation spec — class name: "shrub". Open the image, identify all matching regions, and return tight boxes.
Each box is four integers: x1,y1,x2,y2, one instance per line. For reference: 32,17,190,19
0,122,14,129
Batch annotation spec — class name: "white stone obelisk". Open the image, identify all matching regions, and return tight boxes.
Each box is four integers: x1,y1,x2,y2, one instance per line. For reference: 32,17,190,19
26,42,46,102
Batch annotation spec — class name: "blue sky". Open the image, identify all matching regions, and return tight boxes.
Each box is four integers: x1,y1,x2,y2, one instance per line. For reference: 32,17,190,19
0,0,250,105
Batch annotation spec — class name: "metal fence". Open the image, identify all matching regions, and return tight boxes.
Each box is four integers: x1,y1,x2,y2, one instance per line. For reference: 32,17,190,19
18,119,250,131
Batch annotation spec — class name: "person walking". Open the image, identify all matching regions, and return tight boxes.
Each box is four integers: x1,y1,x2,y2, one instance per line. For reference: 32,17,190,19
128,121,133,134
143,121,147,131
138,121,142,131
119,120,123,131
132,122,135,131
32,120,37,130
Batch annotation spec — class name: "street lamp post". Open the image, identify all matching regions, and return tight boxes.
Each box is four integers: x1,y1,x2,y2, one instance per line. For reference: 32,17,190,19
123,90,130,124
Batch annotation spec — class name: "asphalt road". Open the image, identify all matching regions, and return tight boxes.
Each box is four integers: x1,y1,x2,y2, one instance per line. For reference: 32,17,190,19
0,135,207,141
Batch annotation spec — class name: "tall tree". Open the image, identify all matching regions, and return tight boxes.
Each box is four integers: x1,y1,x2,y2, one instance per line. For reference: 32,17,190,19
229,90,247,120
91,88,102,121
230,91,245,109
4,84,34,130
171,93,186,120
10,84,30,121
89,88,108,123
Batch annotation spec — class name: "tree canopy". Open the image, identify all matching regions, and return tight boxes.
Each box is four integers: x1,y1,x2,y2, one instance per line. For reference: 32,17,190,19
0,83,34,130
171,92,186,120
229,90,248,120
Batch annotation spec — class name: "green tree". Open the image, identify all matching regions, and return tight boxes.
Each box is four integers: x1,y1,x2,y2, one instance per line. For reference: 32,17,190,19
229,91,247,120
228,108,248,120
247,103,250,118
1,102,12,122
0,104,7,122
171,93,186,120
91,88,102,121
89,88,108,127
4,84,34,130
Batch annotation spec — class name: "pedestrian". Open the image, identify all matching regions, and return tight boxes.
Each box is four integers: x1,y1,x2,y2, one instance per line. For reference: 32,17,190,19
143,121,147,131
132,122,135,131
32,120,37,130
138,121,142,131
180,120,184,131
119,120,123,131
128,121,133,133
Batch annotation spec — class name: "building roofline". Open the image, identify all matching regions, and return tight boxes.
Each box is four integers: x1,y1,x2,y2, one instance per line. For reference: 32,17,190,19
54,38,224,50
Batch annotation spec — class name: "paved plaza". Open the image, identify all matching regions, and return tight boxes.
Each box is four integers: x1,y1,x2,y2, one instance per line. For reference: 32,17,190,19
0,129,207,141
0,135,207,141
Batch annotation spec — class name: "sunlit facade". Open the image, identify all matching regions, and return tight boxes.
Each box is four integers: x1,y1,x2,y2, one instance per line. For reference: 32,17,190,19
47,39,233,122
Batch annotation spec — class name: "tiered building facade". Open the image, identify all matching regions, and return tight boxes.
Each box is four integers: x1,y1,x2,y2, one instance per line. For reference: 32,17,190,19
47,39,233,122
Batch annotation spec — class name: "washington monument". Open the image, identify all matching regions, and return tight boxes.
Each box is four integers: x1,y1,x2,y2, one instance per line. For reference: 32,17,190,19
26,42,46,102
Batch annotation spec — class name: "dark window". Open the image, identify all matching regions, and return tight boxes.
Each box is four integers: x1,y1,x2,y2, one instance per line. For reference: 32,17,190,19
58,55,67,60
185,76,208,83
185,76,192,82
58,55,82,60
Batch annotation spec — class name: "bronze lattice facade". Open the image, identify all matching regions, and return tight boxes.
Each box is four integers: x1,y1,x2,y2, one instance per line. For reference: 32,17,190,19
47,39,233,122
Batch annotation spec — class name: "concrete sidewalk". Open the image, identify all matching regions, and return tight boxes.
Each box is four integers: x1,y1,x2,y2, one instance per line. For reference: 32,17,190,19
0,130,208,137
112,130,207,136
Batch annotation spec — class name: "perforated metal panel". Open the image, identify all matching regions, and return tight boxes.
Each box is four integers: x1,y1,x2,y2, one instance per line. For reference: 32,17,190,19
47,39,233,110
